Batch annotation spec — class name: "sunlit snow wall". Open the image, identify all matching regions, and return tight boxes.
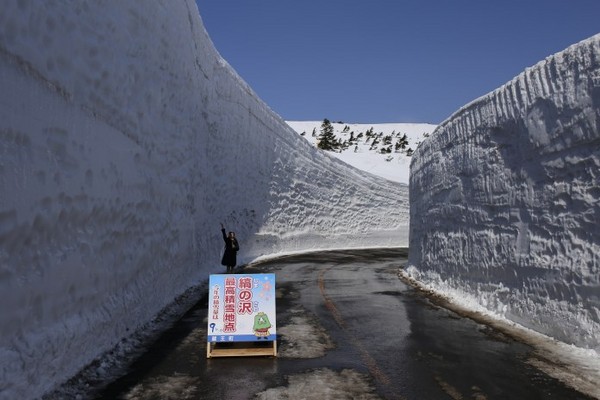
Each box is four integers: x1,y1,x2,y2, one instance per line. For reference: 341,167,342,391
0,2,408,398
409,34,600,352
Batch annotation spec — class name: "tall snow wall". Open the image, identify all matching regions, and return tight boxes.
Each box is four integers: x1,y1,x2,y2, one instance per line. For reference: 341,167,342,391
0,2,408,398
409,34,600,352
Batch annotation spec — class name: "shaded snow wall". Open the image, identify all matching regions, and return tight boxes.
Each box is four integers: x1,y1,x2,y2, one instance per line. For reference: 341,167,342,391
409,34,600,352
0,2,408,398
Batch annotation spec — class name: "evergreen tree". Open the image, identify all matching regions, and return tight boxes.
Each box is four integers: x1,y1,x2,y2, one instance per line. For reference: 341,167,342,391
369,137,379,151
348,131,355,145
395,133,409,152
317,118,340,151
380,145,392,154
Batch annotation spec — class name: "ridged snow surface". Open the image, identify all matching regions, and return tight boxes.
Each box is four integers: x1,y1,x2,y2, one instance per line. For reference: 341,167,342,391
0,2,408,398
409,34,600,352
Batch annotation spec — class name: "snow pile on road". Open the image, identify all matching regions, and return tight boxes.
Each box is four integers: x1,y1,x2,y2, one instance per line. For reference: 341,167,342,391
408,34,600,354
0,2,407,398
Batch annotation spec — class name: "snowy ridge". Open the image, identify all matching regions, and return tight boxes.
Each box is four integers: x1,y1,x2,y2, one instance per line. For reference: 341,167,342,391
286,121,437,184
0,2,407,399
409,34,600,354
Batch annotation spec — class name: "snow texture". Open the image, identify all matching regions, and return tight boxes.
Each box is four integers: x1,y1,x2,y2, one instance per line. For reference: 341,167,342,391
409,34,600,353
0,2,408,399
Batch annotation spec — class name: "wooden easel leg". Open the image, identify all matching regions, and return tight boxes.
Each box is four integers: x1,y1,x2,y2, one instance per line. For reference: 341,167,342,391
273,340,277,357
206,342,212,358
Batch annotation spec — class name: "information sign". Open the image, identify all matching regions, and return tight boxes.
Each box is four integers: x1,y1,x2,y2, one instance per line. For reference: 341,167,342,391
207,273,276,343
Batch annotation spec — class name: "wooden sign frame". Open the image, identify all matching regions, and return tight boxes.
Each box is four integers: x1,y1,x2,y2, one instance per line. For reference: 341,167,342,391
206,340,277,358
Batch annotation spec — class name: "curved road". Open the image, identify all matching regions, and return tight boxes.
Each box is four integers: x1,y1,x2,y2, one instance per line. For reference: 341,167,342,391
95,249,592,399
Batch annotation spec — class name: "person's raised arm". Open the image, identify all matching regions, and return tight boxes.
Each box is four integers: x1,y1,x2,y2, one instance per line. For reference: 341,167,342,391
220,223,227,241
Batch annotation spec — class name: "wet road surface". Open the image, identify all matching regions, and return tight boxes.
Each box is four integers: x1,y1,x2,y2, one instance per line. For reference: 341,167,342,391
94,248,593,399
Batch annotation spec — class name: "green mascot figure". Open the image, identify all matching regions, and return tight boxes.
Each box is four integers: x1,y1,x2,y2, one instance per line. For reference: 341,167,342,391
253,312,272,339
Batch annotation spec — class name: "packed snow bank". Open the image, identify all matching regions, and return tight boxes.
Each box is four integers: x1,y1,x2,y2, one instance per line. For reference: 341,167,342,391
409,34,600,353
0,2,407,399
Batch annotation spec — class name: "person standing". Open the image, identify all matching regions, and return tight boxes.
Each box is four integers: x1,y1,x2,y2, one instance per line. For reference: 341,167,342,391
220,223,239,273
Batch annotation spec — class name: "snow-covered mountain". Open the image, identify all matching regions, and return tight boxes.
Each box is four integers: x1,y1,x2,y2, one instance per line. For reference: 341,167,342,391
409,34,600,358
0,2,409,399
286,121,437,184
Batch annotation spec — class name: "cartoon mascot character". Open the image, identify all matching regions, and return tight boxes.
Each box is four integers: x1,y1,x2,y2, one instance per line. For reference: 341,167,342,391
253,312,272,339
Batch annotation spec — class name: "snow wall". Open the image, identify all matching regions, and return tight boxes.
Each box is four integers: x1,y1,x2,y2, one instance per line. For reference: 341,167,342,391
0,2,409,398
409,34,600,352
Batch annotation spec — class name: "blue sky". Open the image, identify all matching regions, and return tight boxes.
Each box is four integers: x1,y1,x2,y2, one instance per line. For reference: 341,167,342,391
196,1,600,124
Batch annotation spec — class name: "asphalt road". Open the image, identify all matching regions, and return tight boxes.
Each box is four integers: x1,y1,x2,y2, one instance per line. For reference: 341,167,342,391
94,248,593,400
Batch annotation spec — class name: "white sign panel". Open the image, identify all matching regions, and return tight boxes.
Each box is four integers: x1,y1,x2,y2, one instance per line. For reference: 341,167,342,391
207,273,276,343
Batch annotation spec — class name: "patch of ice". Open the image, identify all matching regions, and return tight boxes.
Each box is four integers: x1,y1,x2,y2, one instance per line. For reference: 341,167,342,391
123,374,199,400
277,308,334,359
255,368,379,400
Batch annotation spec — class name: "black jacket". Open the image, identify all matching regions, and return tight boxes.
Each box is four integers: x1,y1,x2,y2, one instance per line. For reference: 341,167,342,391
220,228,239,267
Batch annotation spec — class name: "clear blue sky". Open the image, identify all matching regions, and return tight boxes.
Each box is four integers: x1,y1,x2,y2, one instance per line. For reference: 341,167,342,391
196,1,600,124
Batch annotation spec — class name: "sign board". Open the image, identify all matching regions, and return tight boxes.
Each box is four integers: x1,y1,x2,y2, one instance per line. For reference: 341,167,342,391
207,273,276,343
